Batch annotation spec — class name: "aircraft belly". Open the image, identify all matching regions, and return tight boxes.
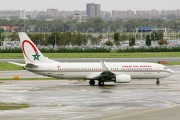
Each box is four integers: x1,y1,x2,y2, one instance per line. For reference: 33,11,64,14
43,72,90,79
63,72,92,79
33,70,168,80
130,72,166,79
33,71,97,79
124,72,155,79
154,72,169,78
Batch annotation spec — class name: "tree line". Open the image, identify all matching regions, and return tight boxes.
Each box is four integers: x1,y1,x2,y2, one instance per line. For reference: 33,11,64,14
2,46,180,53
0,17,179,32
117,46,180,52
0,47,110,53
0,30,178,47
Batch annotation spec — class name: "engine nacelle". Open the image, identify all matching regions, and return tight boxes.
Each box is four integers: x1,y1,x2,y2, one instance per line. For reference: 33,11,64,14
115,74,131,83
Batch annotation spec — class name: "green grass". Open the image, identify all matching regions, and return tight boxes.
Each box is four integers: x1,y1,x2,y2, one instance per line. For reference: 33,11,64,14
0,103,30,110
0,52,180,59
164,62,180,66
0,53,24,59
44,52,180,58
0,62,24,71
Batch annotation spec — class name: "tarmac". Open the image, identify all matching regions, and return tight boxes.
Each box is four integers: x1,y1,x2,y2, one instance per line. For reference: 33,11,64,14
0,65,180,120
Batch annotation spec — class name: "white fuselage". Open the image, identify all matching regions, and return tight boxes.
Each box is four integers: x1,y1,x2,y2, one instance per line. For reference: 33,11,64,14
26,62,173,80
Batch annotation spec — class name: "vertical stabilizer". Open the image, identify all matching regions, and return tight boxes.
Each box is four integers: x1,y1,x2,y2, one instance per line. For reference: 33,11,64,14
19,32,58,64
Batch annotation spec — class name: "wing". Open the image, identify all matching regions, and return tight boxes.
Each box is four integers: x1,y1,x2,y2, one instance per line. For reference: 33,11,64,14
85,61,116,81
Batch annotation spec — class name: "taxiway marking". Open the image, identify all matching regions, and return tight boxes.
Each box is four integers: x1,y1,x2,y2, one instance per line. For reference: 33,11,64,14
55,104,61,108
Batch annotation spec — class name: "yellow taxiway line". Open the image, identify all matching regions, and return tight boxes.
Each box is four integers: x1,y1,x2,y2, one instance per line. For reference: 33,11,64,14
55,104,61,108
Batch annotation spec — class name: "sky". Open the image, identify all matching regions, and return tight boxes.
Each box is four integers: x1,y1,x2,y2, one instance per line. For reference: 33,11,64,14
0,0,180,11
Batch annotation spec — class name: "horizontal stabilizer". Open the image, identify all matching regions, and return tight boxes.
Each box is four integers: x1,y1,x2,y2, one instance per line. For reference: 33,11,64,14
9,62,25,67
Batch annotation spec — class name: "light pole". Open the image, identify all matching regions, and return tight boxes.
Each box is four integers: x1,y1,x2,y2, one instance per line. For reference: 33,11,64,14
122,20,123,32
43,33,45,45
0,34,2,46
24,19,26,32
153,33,155,45
55,34,56,46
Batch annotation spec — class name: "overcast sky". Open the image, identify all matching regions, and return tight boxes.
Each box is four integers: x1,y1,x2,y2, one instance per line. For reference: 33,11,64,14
1,0,180,11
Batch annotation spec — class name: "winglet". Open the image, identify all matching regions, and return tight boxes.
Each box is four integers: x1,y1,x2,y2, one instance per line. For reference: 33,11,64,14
101,60,108,71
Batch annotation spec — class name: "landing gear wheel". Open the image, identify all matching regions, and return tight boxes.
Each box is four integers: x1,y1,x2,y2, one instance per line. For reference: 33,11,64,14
89,80,95,85
98,81,104,86
101,81,104,86
98,81,101,86
156,79,160,85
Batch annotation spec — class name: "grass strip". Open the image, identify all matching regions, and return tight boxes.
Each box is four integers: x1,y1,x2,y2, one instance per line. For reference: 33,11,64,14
0,52,180,59
165,62,180,66
0,62,23,71
0,103,30,110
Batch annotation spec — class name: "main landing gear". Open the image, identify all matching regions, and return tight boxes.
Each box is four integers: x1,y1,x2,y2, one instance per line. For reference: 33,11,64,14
156,79,160,85
89,80,105,86
89,80,95,85
98,80,104,86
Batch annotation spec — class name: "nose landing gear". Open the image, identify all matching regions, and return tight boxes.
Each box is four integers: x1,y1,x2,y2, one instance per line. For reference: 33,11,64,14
156,79,160,85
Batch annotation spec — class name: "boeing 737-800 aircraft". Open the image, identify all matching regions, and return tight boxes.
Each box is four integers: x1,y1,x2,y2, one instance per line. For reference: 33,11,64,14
10,32,174,86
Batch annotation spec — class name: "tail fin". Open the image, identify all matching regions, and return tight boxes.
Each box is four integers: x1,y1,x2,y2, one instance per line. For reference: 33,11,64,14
19,32,58,64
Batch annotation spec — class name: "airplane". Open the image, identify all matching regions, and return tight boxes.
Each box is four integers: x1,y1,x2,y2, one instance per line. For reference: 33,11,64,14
10,32,174,86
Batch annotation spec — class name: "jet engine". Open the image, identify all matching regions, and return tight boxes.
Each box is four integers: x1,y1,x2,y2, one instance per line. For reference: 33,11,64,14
115,74,131,83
